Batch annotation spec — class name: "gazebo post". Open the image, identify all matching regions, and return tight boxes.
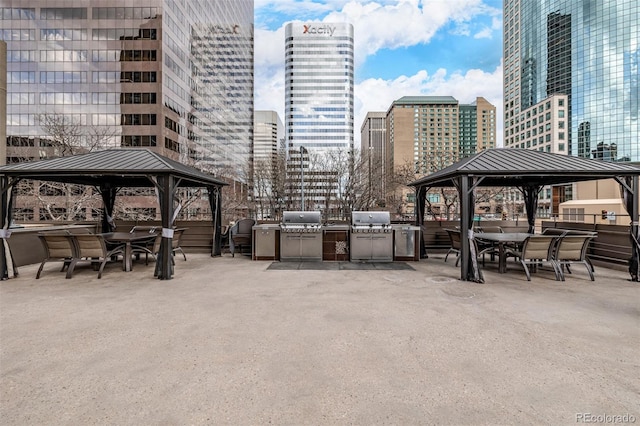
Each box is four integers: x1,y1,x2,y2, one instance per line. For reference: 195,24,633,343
619,175,640,281
459,176,471,281
415,186,428,258
155,174,174,280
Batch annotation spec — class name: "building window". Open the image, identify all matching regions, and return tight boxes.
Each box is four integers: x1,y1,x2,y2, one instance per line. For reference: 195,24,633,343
40,8,87,20
40,92,87,105
0,8,36,20
8,71,35,83
120,93,157,104
165,137,180,153
7,50,36,62
121,114,156,125
92,7,158,20
121,135,156,147
41,28,87,41
40,50,87,62
92,28,156,40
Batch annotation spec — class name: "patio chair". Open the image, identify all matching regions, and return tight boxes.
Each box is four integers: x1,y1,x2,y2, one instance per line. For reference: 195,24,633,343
554,235,595,281
171,228,187,261
66,234,124,279
130,226,160,262
444,229,461,264
470,236,501,267
505,235,561,281
36,232,77,279
476,225,503,233
132,230,186,265
230,219,255,257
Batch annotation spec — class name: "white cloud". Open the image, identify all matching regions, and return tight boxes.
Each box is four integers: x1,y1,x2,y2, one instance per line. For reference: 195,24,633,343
473,26,493,39
321,0,495,64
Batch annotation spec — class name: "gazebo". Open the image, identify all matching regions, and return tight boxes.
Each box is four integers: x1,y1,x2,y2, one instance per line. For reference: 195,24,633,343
408,148,640,282
0,149,228,280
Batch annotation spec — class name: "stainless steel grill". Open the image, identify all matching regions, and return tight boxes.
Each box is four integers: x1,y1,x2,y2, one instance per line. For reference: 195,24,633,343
350,211,393,262
280,211,323,261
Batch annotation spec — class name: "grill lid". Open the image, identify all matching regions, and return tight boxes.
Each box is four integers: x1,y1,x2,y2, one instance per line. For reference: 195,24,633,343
281,211,322,226
351,211,391,227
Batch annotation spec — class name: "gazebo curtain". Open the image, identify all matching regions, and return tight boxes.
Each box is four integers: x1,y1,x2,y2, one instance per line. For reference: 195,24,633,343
415,186,428,258
519,184,542,234
620,176,640,281
99,184,118,233
0,177,18,279
208,186,223,256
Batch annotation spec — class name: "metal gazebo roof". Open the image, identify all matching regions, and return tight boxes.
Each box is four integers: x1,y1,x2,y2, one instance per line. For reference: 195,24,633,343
0,149,228,188
408,148,640,188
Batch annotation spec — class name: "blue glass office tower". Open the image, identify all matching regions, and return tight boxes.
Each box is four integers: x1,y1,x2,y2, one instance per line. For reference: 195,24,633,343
504,0,639,161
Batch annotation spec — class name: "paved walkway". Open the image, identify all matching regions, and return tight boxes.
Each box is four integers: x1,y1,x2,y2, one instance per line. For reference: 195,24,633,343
1,253,638,425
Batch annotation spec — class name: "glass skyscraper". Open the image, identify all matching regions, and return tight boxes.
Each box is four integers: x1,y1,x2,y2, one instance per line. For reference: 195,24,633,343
503,0,638,162
1,0,253,175
284,22,354,155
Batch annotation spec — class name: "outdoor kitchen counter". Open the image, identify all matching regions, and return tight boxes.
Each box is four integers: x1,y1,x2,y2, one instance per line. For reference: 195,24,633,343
252,224,280,260
323,224,350,261
392,225,421,261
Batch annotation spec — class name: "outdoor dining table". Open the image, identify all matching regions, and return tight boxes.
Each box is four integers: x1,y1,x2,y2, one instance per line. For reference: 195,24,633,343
99,231,158,272
474,232,532,273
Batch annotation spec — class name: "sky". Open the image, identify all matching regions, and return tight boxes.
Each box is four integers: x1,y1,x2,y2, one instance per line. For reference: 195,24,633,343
253,0,505,150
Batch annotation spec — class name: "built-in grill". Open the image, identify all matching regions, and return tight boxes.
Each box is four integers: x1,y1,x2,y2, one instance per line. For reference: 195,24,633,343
279,211,323,261
350,211,394,262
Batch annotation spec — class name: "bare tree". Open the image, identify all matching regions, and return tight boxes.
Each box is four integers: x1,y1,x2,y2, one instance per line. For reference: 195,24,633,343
252,152,289,221
20,114,118,221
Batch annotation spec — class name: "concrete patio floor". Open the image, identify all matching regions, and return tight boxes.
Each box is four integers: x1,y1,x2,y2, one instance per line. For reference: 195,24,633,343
1,253,638,425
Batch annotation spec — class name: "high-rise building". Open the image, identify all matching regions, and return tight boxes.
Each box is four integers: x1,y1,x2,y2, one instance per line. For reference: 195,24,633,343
284,22,354,154
1,1,253,221
253,110,284,218
459,97,496,157
384,96,496,217
503,0,638,162
254,111,284,166
284,22,354,214
360,112,386,208
2,2,254,167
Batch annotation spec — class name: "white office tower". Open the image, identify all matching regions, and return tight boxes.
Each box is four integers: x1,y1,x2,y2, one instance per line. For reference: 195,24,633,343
284,22,354,154
284,22,354,215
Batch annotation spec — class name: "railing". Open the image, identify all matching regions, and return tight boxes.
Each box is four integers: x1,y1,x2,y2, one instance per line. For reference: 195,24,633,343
7,219,634,270
422,218,632,269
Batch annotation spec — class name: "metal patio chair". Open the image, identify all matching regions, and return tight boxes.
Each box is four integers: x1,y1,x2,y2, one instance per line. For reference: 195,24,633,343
505,235,561,281
36,232,77,279
444,228,461,264
554,234,595,281
66,234,124,279
230,219,255,257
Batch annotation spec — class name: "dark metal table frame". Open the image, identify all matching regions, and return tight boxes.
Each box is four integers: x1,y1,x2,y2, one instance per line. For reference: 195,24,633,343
99,232,157,272
475,232,532,273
